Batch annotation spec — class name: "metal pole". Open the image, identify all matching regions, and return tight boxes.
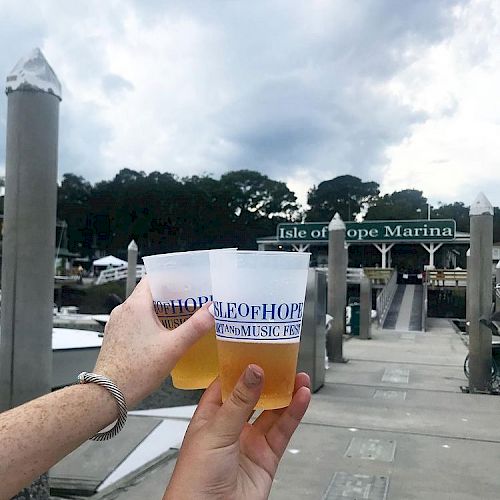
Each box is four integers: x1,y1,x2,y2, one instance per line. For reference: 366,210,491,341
468,193,493,393
359,274,372,339
0,49,61,411
126,240,138,298
327,213,347,362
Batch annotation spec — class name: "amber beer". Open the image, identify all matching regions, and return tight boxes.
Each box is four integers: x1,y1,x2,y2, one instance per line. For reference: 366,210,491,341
217,341,300,410
210,250,310,410
143,250,230,390
154,301,217,389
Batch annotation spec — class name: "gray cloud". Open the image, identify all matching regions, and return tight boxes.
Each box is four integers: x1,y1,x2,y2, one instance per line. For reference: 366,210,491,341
1,0,482,206
182,0,460,184
102,74,134,94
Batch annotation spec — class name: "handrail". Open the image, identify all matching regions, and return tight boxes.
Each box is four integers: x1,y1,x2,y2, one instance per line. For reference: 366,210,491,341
426,270,467,287
376,268,398,327
346,268,363,284
422,280,428,332
316,267,394,285
316,267,363,284
95,265,145,285
363,267,394,285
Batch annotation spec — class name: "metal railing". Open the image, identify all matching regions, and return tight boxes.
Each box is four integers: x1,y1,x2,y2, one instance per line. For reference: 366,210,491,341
346,268,363,284
376,268,398,327
363,267,394,285
316,267,363,283
316,266,394,285
95,265,145,285
426,270,467,287
422,280,428,332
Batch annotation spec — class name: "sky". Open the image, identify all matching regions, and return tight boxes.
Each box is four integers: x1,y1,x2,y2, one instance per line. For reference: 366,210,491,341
0,0,499,209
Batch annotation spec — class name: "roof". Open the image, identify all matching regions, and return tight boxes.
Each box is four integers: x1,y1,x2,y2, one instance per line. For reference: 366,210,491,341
92,255,127,267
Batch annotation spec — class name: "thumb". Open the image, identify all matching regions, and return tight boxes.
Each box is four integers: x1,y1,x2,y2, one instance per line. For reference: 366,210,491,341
163,303,215,361
211,365,264,445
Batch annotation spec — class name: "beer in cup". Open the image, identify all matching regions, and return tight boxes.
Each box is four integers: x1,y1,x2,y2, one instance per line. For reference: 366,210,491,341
209,250,310,409
143,249,232,389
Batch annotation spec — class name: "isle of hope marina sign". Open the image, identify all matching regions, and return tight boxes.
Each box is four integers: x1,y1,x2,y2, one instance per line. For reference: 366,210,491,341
277,220,456,243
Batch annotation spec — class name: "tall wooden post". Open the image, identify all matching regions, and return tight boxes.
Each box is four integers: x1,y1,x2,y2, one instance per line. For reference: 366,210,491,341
126,240,138,298
0,49,61,410
327,213,347,362
359,274,372,339
466,248,470,334
495,261,500,312
468,193,493,393
0,48,61,500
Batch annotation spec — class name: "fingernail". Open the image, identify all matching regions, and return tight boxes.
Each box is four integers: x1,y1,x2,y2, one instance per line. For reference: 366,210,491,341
208,303,214,317
244,365,263,387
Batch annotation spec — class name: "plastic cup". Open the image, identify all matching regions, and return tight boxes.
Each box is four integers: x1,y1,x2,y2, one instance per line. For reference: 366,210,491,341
209,250,310,409
143,249,233,389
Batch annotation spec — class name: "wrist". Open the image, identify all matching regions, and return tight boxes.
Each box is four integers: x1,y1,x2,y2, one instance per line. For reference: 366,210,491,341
75,381,118,423
92,363,138,407
77,372,129,441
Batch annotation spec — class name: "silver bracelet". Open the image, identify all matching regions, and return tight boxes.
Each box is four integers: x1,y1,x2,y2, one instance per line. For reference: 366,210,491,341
78,372,128,441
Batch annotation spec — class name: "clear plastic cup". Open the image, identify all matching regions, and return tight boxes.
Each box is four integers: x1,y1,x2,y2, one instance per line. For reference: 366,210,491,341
209,250,310,409
143,249,234,389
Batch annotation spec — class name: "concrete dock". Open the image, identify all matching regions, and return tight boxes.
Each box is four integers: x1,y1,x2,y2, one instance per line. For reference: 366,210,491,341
51,318,500,499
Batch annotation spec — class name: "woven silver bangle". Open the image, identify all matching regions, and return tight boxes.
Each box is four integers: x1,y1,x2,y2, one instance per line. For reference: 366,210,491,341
78,372,128,441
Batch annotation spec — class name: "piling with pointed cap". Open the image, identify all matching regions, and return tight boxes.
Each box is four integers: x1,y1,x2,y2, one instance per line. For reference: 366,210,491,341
126,240,139,298
466,248,471,334
0,49,61,412
359,274,372,340
468,192,493,393
327,213,347,362
496,260,500,311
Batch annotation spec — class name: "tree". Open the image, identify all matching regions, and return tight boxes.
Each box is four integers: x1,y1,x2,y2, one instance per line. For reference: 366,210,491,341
81,168,302,254
89,169,185,256
307,175,379,222
57,174,93,253
365,189,428,220
219,170,302,248
220,170,300,221
432,202,469,232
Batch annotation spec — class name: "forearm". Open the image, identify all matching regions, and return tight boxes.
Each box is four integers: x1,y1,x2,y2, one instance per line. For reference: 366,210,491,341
0,384,116,499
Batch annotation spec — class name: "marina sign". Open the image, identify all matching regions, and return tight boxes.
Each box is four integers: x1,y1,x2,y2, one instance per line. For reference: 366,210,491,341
277,219,456,243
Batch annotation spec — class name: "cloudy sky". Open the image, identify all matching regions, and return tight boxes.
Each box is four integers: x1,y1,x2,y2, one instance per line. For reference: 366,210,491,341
0,0,499,208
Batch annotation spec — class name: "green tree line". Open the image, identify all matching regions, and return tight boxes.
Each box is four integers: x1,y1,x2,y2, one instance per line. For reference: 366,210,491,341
57,169,300,258
57,170,500,258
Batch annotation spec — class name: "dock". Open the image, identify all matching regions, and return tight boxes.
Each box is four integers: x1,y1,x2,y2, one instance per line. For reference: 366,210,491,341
50,318,500,499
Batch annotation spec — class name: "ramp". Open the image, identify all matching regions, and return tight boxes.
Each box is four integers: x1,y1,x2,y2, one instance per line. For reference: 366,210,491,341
383,285,423,332
49,408,195,496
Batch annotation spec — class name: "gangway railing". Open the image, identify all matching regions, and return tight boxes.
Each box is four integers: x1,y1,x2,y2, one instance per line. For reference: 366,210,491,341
317,267,394,285
427,270,467,287
316,267,364,284
422,279,428,332
363,267,394,285
376,268,398,327
346,268,363,284
95,265,145,285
